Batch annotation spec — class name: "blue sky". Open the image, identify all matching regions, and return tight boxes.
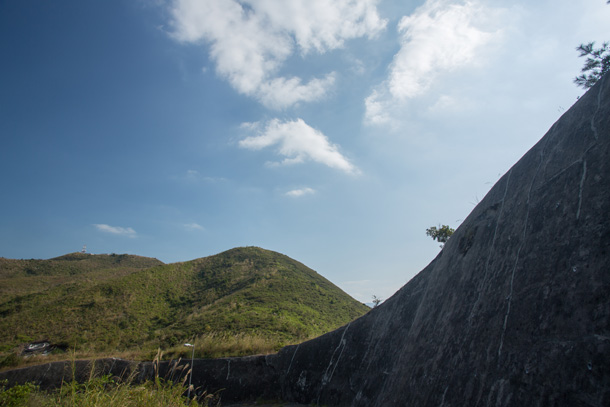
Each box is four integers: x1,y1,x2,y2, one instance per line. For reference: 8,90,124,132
1,0,608,303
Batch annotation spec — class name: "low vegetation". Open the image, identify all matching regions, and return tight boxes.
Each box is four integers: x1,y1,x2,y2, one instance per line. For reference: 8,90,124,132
0,247,369,369
0,351,220,406
0,377,206,407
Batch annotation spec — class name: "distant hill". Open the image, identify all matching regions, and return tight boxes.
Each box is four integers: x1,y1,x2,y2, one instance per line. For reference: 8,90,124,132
0,253,164,302
0,247,368,362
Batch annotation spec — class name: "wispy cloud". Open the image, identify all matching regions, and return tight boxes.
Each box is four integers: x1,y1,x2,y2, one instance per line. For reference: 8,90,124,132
364,89,394,127
184,222,204,231
391,0,496,99
257,73,337,110
183,169,227,183
169,0,386,109
239,118,359,174
93,224,137,238
285,187,316,198
365,0,505,125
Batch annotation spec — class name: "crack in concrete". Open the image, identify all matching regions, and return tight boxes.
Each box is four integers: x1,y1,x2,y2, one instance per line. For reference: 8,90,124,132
43,363,52,379
590,74,606,140
440,385,450,406
322,323,350,386
497,145,546,361
468,169,512,325
316,323,351,406
286,344,300,375
361,294,406,372
576,160,587,220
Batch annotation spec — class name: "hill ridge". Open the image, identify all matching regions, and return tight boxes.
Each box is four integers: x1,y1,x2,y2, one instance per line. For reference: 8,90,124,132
0,246,368,365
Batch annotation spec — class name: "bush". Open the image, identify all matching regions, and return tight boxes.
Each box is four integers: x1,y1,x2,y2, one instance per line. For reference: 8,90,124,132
0,380,37,407
0,353,20,369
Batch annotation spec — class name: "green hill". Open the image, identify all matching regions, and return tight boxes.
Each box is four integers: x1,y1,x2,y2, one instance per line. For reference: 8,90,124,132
0,253,164,301
0,247,369,364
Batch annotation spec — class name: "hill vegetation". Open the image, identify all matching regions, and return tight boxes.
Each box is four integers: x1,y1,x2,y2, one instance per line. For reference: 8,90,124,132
0,247,369,368
0,253,164,301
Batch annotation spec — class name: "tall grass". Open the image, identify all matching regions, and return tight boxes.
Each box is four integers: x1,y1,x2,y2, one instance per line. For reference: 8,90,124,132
1,333,298,372
0,350,220,407
164,332,308,360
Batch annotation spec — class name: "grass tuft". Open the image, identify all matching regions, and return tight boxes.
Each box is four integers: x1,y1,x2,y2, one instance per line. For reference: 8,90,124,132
0,351,221,406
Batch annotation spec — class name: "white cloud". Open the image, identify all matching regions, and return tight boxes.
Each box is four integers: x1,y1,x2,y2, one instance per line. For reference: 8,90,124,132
257,73,337,110
390,0,496,99
169,0,386,109
184,223,204,231
285,187,316,197
93,224,137,238
365,0,506,124
239,118,359,174
364,89,394,127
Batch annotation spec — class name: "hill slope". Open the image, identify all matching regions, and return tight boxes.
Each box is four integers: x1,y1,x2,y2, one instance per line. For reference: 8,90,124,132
0,253,164,301
0,247,368,360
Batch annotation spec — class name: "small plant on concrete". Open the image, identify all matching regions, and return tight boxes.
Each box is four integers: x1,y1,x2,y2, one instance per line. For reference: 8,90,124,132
574,41,610,89
372,295,382,308
426,224,455,248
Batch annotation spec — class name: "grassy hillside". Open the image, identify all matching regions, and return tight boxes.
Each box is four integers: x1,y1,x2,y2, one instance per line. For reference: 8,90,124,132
0,247,369,365
0,253,164,301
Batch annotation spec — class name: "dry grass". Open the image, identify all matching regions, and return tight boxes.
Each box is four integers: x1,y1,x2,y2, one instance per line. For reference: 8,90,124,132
0,350,221,406
1,333,295,374
164,332,306,360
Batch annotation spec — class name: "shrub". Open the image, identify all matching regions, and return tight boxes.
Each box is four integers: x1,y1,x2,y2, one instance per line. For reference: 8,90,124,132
0,380,37,407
